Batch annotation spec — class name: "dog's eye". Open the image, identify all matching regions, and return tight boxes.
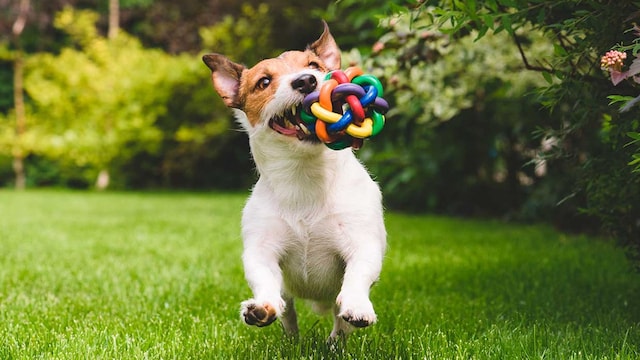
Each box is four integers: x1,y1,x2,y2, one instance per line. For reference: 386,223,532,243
308,61,320,69
256,77,271,90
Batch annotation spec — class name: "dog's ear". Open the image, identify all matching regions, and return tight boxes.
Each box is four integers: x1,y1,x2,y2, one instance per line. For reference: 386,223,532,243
202,54,246,108
308,21,341,71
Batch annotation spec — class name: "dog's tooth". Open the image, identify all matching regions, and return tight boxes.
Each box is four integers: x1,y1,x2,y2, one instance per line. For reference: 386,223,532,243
291,105,297,116
299,123,310,135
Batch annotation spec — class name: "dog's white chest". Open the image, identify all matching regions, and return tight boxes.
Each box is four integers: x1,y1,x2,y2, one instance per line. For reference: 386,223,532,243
279,218,346,301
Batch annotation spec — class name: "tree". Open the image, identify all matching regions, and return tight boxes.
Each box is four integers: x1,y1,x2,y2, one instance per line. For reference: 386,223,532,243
9,0,30,189
341,13,553,215
22,7,193,188
336,1,640,256
94,0,121,189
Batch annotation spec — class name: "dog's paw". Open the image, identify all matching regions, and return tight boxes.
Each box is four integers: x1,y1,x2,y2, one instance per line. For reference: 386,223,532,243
336,293,377,328
240,299,278,327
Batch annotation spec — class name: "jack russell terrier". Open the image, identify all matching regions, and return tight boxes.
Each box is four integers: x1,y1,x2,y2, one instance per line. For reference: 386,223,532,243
202,21,386,340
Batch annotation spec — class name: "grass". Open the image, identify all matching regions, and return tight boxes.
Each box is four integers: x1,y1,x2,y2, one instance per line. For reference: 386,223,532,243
1,190,639,359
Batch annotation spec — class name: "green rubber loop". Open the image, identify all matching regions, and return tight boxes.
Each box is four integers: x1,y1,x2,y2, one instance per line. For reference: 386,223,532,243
325,138,352,150
370,112,385,137
352,74,384,97
300,110,317,124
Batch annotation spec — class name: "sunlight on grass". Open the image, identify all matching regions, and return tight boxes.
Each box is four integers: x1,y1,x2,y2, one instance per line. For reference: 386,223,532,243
1,190,639,359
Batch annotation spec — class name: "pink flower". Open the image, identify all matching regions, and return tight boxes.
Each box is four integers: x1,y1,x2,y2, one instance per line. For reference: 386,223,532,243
601,50,627,71
372,41,385,53
604,52,640,86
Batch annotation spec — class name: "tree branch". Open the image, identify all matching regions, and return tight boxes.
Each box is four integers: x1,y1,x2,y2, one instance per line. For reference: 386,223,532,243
11,0,30,37
513,33,553,73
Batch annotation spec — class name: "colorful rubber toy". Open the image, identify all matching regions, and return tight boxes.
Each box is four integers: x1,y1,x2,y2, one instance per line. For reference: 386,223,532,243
300,66,389,150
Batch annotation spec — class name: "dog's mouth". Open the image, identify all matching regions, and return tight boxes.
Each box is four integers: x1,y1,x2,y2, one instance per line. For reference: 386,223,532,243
268,104,317,142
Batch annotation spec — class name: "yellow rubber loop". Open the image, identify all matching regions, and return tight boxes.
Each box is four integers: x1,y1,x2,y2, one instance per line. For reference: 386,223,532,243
310,102,341,123
345,118,373,138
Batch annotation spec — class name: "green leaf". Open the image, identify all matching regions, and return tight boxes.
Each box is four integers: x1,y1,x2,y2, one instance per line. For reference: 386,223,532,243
486,0,498,12
607,95,634,106
628,154,640,166
501,14,514,35
553,44,567,57
498,0,517,8
628,132,640,141
476,25,490,40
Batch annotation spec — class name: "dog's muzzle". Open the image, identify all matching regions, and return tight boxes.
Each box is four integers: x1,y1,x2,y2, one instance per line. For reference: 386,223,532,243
268,105,316,141
268,73,321,142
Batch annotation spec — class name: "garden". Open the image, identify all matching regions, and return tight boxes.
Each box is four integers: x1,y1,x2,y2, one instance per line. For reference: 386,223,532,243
1,0,640,358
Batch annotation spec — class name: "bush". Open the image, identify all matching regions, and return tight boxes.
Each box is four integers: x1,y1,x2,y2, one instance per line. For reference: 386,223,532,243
330,1,640,257
345,14,552,217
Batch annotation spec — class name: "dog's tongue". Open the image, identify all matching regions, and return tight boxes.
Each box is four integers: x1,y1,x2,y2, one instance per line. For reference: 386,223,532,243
271,121,298,137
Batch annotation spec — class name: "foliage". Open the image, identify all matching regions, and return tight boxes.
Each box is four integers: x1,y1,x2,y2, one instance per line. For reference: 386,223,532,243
1,0,639,258
16,9,165,173
600,33,640,172
5,7,239,188
321,0,417,51
330,2,640,245
341,12,553,216
0,62,12,113
1,190,639,358
199,3,280,64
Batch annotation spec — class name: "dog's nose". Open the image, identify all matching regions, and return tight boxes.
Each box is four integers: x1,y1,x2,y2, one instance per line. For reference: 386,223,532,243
291,74,317,94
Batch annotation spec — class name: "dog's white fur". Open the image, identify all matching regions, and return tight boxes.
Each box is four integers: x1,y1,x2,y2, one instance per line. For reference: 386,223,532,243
203,23,386,339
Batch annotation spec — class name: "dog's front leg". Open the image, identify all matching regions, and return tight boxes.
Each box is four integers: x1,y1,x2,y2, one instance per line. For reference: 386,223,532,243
241,242,286,327
240,243,286,329
336,236,385,329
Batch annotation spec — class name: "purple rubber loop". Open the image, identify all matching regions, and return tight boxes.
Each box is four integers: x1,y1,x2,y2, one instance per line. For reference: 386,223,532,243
302,91,320,112
330,83,366,100
373,97,389,113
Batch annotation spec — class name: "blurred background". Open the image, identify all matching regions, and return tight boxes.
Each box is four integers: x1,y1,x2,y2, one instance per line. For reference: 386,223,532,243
1,1,639,259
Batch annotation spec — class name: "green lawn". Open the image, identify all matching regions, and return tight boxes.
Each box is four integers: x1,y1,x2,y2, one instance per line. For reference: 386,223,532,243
1,190,639,359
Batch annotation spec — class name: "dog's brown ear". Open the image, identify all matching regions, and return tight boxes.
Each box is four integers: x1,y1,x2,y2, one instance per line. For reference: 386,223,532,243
202,54,246,108
308,21,341,71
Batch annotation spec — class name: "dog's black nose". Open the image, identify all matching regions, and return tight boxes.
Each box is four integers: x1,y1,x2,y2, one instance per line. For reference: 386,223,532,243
291,74,317,94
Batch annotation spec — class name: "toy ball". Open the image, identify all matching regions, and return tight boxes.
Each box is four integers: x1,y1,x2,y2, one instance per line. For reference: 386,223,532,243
300,67,389,150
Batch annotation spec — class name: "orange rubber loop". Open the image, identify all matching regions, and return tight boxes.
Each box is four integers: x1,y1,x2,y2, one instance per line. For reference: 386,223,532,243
344,67,364,81
319,79,338,110
315,120,341,143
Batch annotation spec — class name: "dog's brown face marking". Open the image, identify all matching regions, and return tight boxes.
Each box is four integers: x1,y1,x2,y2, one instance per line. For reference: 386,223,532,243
203,21,341,138
239,51,330,127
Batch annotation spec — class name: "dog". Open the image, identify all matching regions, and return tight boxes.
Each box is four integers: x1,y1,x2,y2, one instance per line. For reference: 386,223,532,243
202,21,386,340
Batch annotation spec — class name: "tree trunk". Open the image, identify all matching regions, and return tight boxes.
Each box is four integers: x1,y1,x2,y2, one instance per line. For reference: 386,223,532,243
95,169,110,190
96,0,120,190
11,0,30,190
108,0,119,39
13,55,26,190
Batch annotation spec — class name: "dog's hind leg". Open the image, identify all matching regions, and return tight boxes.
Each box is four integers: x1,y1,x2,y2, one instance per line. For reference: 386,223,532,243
280,295,298,336
329,303,353,340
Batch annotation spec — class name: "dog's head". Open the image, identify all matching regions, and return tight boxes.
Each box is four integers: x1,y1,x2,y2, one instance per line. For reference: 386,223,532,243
202,22,341,143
